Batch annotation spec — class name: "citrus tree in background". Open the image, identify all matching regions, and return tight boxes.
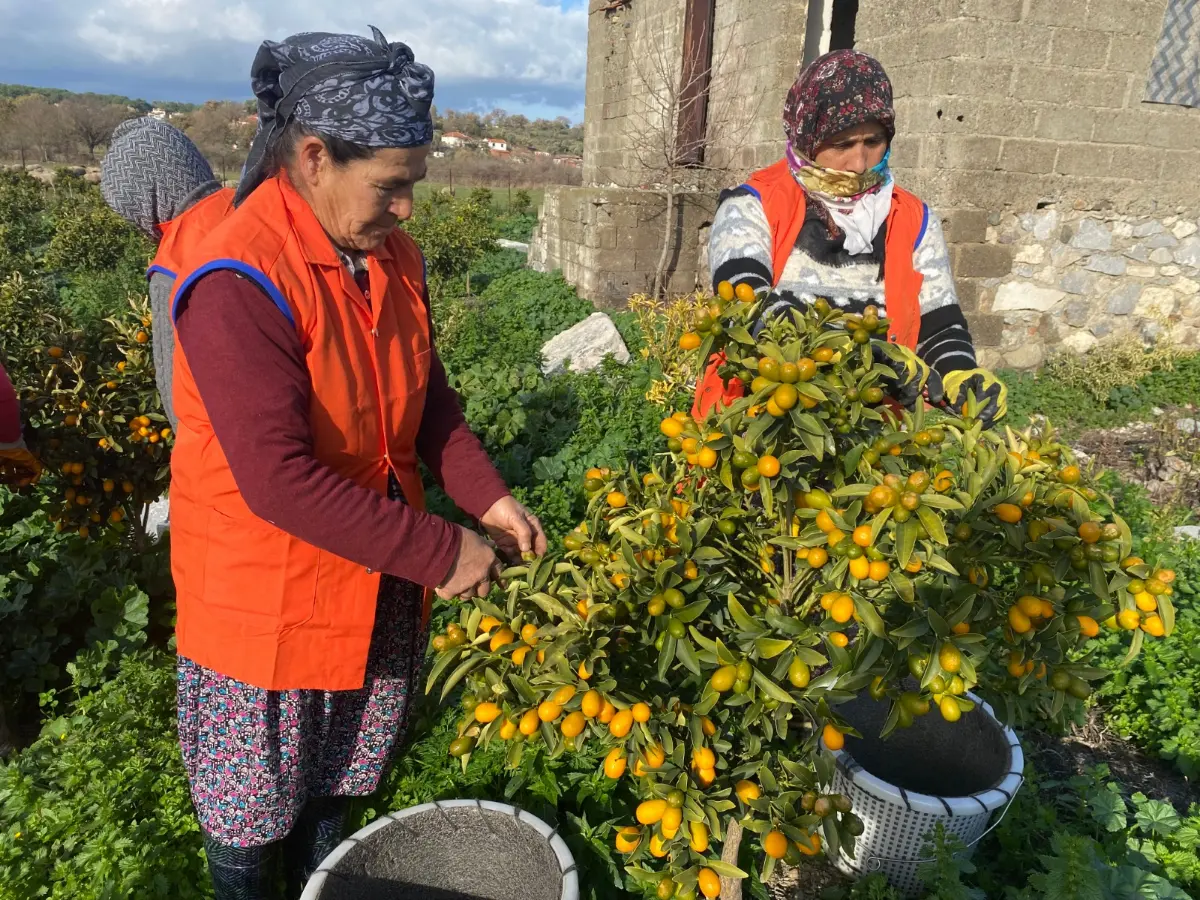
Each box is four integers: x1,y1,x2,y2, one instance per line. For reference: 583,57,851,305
443,288,1182,900
1,272,170,545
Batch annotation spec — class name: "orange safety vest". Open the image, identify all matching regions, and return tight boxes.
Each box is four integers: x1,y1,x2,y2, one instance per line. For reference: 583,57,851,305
168,174,433,691
692,159,929,420
147,187,236,282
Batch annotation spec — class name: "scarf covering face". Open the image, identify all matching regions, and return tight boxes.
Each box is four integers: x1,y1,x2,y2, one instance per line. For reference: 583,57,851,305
235,26,435,205
782,50,897,254
101,117,220,239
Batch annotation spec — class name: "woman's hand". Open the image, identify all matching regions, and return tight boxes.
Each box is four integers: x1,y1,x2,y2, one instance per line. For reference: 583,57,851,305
436,527,501,600
480,496,548,563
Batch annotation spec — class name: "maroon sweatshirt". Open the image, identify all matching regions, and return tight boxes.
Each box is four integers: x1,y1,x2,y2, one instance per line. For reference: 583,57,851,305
175,269,509,589
0,360,20,445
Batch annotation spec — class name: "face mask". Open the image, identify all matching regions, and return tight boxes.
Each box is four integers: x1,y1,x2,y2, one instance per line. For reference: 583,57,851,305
788,147,891,200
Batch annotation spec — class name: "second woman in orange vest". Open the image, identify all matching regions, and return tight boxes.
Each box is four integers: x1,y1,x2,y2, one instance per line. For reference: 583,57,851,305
698,50,1005,426
166,28,546,899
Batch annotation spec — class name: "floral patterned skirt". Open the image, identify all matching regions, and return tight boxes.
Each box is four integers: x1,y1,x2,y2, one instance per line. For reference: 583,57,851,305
176,573,428,848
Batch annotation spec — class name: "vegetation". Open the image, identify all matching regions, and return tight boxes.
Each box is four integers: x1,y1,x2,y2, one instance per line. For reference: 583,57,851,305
0,166,1196,900
434,106,584,156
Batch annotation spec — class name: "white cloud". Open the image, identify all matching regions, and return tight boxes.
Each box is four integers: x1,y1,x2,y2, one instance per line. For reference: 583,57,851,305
0,0,588,117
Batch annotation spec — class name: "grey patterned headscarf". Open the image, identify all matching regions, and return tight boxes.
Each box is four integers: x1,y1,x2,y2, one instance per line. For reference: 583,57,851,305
101,117,221,240
235,25,435,205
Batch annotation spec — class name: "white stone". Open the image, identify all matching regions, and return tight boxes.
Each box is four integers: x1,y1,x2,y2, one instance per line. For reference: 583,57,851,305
1150,248,1175,264
1071,218,1113,251
1132,221,1165,238
1135,286,1179,317
1151,407,1166,416
1005,343,1045,369
993,282,1065,312
1023,209,1059,242
1161,265,1182,277
1112,222,1134,239
1175,277,1200,296
1062,331,1098,354
1061,271,1097,295
1051,245,1085,268
1106,283,1143,315
1128,264,1160,278
146,496,170,543
1172,220,1199,240
540,312,631,376
1176,525,1200,542
1015,244,1046,265
1174,236,1200,268
1176,418,1199,435
495,239,531,252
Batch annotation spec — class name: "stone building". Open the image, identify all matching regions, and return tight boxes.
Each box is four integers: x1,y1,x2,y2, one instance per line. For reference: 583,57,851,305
530,0,1200,368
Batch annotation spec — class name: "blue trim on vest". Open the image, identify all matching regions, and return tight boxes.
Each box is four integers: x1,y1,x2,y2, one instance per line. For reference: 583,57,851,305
740,183,762,202
171,259,297,329
915,203,930,248
147,264,176,281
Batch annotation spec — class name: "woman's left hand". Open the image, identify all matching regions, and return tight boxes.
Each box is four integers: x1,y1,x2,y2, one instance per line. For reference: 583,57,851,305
480,496,548,563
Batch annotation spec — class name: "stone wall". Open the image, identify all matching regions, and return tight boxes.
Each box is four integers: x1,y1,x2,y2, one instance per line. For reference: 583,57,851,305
856,0,1200,368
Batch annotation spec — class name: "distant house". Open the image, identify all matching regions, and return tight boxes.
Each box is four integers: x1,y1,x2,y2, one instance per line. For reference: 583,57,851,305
431,149,447,159
243,114,259,127
148,108,168,121
441,132,471,147
553,155,583,169
486,137,509,152
532,149,552,159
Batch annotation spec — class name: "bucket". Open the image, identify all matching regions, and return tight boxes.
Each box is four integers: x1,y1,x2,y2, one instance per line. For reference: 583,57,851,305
828,691,1023,897
301,799,579,900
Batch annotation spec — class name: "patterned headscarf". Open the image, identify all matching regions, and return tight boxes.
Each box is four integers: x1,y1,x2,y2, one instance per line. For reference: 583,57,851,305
235,26,436,205
101,117,220,240
781,50,896,245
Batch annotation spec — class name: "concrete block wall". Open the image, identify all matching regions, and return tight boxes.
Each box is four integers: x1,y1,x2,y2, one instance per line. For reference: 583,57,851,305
857,0,1200,367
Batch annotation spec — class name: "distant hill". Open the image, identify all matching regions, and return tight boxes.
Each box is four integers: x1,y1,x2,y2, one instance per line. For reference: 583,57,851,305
0,83,157,113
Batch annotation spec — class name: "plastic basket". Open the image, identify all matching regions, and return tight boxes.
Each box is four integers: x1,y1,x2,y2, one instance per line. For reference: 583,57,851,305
828,692,1024,897
301,799,579,900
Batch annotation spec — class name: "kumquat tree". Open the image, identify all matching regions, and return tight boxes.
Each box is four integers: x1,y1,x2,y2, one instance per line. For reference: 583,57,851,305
428,286,1181,899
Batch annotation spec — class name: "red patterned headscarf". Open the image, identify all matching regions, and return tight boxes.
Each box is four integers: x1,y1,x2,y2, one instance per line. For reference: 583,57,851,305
783,50,896,160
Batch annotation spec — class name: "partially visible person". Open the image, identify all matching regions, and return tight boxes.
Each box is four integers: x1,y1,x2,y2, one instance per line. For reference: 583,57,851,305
101,117,235,428
696,50,1006,427
0,358,41,488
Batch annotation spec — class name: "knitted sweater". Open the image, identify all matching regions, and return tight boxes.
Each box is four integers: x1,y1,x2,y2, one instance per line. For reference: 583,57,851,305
709,187,977,377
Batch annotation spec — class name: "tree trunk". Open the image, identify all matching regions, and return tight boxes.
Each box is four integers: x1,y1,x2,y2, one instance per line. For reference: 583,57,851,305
653,187,677,299
720,817,744,900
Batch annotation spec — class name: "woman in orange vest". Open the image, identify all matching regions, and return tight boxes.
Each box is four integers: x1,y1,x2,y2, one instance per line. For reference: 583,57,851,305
166,28,546,899
101,116,235,427
698,50,1006,426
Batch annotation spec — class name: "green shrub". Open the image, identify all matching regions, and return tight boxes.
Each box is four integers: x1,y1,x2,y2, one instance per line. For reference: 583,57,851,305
1042,331,1183,404
0,653,208,900
403,191,497,299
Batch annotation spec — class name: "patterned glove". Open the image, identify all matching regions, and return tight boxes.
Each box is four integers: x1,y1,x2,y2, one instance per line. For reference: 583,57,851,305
942,368,1008,429
0,447,43,488
871,341,944,410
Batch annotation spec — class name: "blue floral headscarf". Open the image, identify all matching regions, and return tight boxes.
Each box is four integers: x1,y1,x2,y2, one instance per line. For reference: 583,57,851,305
235,25,435,205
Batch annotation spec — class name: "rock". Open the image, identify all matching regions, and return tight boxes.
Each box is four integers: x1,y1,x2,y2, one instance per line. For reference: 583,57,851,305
145,496,170,543
1112,222,1134,239
1132,221,1165,238
540,312,631,376
1124,244,1151,262
1084,255,1127,276
1070,218,1112,251
84,172,101,184
495,239,530,252
1128,263,1160,277
1177,418,1199,435
993,282,1065,312
1132,289,1180,321
1146,233,1179,250
1174,236,1200,268
1161,265,1182,277
1150,248,1175,264
1021,209,1059,241
1151,407,1165,416
1106,283,1142,315
1015,244,1046,265
1063,331,1098,354
1052,245,1086,268
1172,220,1199,240
1175,277,1200,296
1176,525,1200,542
1060,271,1097,295
1136,286,1179,317
1091,320,1114,337
1005,343,1045,369
1063,299,1091,327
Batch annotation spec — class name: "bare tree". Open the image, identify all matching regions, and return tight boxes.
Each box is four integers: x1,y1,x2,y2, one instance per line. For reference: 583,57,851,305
6,97,71,164
185,101,254,183
60,97,131,159
624,2,762,297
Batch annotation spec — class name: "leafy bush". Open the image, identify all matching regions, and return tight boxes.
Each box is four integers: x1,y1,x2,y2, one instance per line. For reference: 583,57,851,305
402,190,497,298
0,653,208,900
1042,330,1183,405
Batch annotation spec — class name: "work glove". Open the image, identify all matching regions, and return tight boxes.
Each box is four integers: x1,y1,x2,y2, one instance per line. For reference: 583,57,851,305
871,342,944,410
942,368,1008,430
0,446,43,488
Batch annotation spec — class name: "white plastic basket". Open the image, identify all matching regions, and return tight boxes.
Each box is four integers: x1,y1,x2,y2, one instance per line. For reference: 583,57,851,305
301,798,579,900
827,694,1024,897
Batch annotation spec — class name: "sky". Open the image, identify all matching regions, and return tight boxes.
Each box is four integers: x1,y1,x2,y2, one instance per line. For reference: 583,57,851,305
0,0,589,121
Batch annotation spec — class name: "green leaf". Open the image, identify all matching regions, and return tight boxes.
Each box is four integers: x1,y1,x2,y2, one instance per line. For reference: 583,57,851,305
425,647,466,695
440,655,484,700
755,638,793,660
704,859,749,879
658,635,677,679
676,636,702,676
728,595,762,633
752,668,795,705
915,505,948,546
854,598,887,638
896,520,918,569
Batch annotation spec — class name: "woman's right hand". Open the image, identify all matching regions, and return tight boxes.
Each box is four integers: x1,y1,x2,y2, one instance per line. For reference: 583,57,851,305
436,526,501,600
